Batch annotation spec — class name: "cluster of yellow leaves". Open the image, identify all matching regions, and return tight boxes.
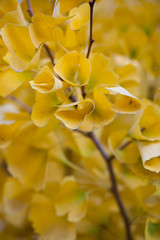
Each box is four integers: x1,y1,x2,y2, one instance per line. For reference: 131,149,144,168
0,0,160,239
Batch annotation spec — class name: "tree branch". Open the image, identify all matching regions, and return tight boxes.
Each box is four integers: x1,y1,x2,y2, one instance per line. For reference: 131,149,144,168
87,132,132,240
82,0,96,99
27,0,33,18
44,44,55,66
86,0,96,59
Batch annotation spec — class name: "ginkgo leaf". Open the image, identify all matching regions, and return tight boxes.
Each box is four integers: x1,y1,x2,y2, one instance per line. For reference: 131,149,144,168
1,24,42,72
69,3,90,30
0,0,18,15
54,51,90,87
137,141,160,173
6,136,48,190
55,176,87,222
81,150,107,179
1,24,35,63
30,66,68,93
80,89,115,131
129,103,160,141
122,29,148,58
29,194,76,240
116,64,140,87
29,13,71,48
55,99,94,129
108,130,140,164
0,68,32,97
145,218,160,240
0,120,22,148
105,86,142,113
32,91,62,127
56,0,85,14
3,177,33,214
21,0,53,20
87,53,118,91
8,45,42,72
0,4,26,28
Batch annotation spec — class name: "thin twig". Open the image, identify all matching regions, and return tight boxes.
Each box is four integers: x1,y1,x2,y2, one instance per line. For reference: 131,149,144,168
86,0,96,59
87,132,132,240
82,0,96,99
44,44,55,66
119,140,133,151
6,95,32,114
27,0,33,18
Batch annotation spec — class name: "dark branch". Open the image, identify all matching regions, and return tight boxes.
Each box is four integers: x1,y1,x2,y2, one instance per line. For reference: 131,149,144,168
44,44,55,66
82,0,96,99
86,0,96,59
27,0,33,18
119,140,133,151
87,132,132,240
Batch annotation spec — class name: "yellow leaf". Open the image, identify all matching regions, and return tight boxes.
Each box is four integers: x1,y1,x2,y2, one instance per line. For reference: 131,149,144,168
54,51,90,87
137,141,160,173
105,86,142,113
129,104,160,141
69,3,90,30
116,64,140,87
0,0,18,15
3,177,33,214
87,53,118,91
57,0,85,14
29,13,71,48
0,68,32,97
32,91,62,127
30,66,68,93
108,130,140,164
6,137,48,190
80,89,115,131
55,176,87,222
0,4,26,28
1,24,35,63
55,99,94,129
29,194,76,240
1,24,42,72
0,120,22,148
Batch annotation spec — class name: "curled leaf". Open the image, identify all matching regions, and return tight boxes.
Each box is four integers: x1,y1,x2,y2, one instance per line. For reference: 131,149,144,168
30,66,68,93
29,13,71,48
105,86,142,113
1,24,42,72
55,99,94,129
80,89,115,131
129,103,160,141
54,51,90,87
137,141,160,173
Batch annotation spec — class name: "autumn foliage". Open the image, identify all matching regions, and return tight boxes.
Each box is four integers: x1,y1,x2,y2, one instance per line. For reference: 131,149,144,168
0,0,160,239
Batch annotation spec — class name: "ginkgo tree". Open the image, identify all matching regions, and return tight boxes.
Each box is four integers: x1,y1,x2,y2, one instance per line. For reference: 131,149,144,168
0,0,160,239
